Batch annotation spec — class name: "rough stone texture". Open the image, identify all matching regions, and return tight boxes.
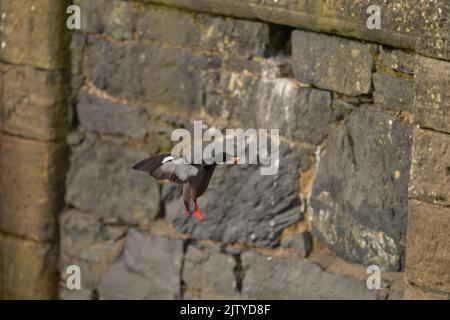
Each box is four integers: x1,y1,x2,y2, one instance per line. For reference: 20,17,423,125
373,73,414,112
292,30,374,96
0,233,58,299
0,134,68,241
77,91,150,139
65,136,160,225
87,36,220,108
415,56,450,134
281,232,312,258
183,245,237,296
164,146,308,247
75,0,283,57
405,200,450,293
59,210,127,299
0,0,70,69
416,1,450,61
404,284,449,300
206,73,338,145
241,251,377,300
409,129,450,207
309,106,412,271
142,0,419,56
379,47,415,75
0,64,69,141
99,229,184,299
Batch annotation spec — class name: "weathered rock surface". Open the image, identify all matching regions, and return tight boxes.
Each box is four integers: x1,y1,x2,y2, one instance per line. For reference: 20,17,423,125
241,251,377,300
379,48,415,75
77,91,149,139
59,210,127,299
0,0,70,69
0,233,58,299
65,136,160,225
281,232,312,258
291,30,374,96
415,56,450,134
183,245,237,296
0,64,69,141
87,36,220,108
0,134,67,241
205,73,337,145
373,73,414,112
75,0,286,57
164,146,308,247
409,128,450,206
406,200,450,293
309,105,412,271
99,229,184,299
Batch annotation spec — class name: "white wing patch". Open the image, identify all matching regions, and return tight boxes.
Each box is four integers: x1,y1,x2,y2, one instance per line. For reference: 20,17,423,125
162,156,174,164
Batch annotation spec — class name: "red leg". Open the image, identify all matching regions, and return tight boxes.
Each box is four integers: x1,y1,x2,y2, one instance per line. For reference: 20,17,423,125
184,208,191,217
194,200,204,221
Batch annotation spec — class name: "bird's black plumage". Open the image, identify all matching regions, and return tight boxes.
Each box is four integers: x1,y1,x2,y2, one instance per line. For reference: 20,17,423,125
132,152,238,221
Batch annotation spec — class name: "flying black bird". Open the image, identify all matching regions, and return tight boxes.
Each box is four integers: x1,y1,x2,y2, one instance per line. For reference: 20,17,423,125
132,152,239,221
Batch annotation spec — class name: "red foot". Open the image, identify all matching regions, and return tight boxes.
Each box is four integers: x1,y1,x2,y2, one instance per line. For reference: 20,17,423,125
184,208,191,217
194,200,204,221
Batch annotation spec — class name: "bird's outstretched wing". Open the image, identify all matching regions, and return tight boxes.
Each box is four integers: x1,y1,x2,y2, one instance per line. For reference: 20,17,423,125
132,154,199,183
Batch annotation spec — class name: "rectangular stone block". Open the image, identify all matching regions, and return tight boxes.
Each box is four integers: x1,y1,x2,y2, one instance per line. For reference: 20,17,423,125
409,128,450,206
373,73,414,112
416,1,450,61
86,36,220,107
183,245,237,296
75,0,280,57
241,251,377,299
98,229,184,299
0,0,70,69
142,0,418,53
0,134,68,241
59,210,126,299
0,63,69,141
0,233,58,299
405,200,450,293
292,30,374,96
77,91,149,139
415,56,450,134
404,284,449,300
379,47,414,75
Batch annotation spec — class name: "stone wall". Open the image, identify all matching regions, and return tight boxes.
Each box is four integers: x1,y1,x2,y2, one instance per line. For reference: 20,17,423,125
0,0,71,299
0,0,449,300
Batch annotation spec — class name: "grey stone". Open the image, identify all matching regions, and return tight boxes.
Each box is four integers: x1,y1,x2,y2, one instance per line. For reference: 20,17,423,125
59,288,94,300
241,251,377,299
65,136,160,225
78,0,284,57
77,91,149,139
183,245,237,295
66,130,85,147
281,232,312,258
309,105,412,271
164,146,309,247
59,210,127,297
409,128,450,206
379,48,415,75
292,30,374,96
204,72,338,145
87,36,220,107
373,73,414,112
99,229,184,299
415,55,450,134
